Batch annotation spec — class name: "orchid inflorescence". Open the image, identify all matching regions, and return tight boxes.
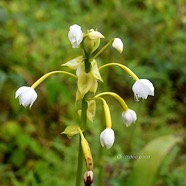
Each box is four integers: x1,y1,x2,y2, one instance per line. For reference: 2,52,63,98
15,24,154,185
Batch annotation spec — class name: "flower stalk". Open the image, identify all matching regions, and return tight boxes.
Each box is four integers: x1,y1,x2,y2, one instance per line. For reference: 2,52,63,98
92,38,114,59
31,71,77,89
94,92,129,111
99,63,139,81
93,97,112,128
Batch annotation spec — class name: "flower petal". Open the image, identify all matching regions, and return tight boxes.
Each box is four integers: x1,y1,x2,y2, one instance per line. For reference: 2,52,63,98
15,86,30,98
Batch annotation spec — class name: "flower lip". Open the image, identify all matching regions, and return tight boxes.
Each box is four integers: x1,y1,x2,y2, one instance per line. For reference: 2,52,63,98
68,24,83,48
122,109,137,127
132,79,154,100
15,86,37,108
100,128,115,149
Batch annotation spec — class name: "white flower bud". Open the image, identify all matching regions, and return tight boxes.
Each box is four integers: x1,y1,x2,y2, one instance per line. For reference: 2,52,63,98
112,38,123,53
122,109,137,127
100,128,115,149
68,24,83,48
15,86,37,108
84,171,93,185
132,79,154,100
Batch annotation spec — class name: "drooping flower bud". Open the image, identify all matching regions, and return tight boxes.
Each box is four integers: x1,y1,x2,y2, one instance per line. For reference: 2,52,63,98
100,128,115,149
132,79,154,100
15,86,37,108
122,109,137,127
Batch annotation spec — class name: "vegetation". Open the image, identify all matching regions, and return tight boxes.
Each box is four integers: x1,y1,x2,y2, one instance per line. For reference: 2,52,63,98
0,0,186,185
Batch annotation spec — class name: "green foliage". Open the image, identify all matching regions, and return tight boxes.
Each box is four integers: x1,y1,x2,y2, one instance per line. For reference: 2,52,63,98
127,135,182,186
0,0,186,185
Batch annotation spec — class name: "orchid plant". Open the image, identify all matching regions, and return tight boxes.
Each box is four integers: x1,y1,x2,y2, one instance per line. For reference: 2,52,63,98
15,24,154,186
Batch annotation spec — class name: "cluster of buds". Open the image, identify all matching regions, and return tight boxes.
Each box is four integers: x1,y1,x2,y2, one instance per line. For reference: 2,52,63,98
15,24,154,185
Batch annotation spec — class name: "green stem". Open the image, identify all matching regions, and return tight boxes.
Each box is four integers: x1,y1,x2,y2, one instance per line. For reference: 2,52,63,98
92,39,114,59
99,63,139,81
98,143,104,186
76,47,91,186
84,53,91,73
75,94,88,186
76,137,84,186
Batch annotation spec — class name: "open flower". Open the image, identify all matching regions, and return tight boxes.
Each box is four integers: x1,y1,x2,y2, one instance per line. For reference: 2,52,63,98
68,24,83,48
112,38,123,53
15,86,37,108
132,79,154,100
122,109,137,127
100,128,115,149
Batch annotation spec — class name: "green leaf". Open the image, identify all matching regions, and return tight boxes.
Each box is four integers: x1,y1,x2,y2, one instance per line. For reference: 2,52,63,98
127,135,182,186
61,125,80,138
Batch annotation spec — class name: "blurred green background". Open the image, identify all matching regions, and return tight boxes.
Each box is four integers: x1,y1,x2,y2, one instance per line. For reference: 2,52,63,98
0,0,186,186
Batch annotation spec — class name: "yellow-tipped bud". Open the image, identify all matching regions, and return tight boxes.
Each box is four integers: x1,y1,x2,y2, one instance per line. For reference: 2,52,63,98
79,128,93,170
